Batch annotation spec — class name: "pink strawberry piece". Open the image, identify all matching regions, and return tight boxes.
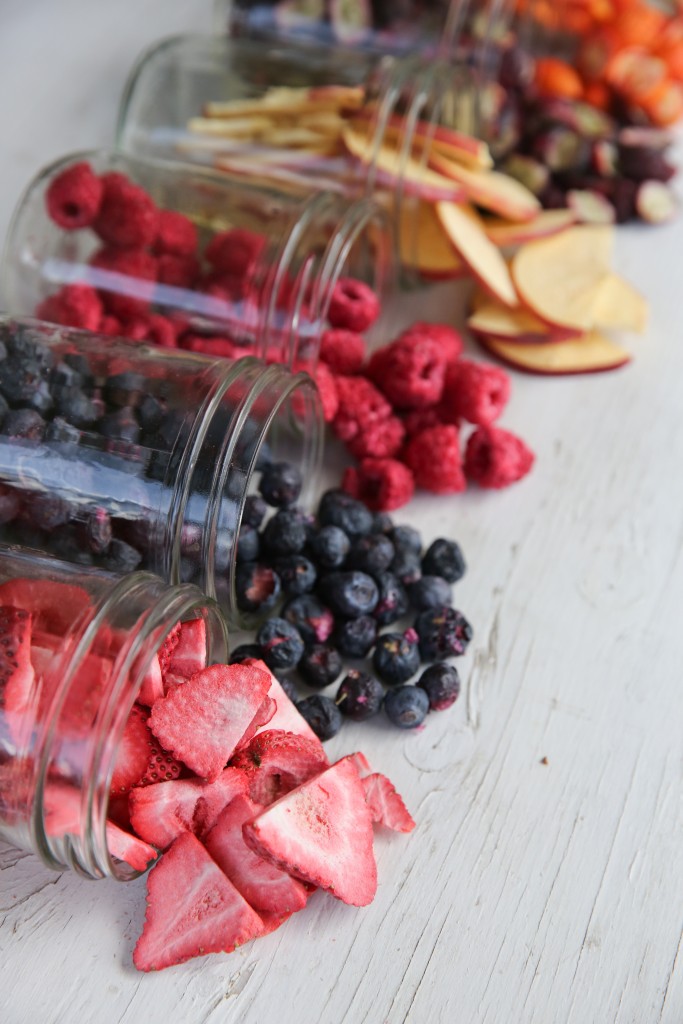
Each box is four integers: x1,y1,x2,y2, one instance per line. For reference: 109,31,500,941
162,618,206,687
149,663,272,781
106,820,157,872
205,794,308,915
241,658,327,753
0,578,90,634
157,622,181,675
0,606,36,747
133,832,264,972
362,773,415,833
348,751,372,778
111,705,154,796
230,729,328,806
137,654,164,707
43,782,81,837
232,694,277,753
242,757,377,907
129,767,248,850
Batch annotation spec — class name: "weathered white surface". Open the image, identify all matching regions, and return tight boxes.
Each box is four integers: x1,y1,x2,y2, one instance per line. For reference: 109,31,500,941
1,3,682,1022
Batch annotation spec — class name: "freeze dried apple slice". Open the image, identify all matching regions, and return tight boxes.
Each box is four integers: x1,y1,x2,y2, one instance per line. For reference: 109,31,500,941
436,201,518,307
590,272,648,333
476,331,631,375
429,152,541,222
205,85,364,119
187,116,275,138
349,111,493,170
342,126,465,202
483,208,576,247
468,299,582,344
399,201,465,278
511,225,614,333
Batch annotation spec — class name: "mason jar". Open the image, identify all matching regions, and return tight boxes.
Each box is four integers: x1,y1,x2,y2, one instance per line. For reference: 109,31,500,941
0,546,228,880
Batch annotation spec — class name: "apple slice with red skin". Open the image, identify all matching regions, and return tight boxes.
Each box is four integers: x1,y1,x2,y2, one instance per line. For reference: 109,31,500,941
399,201,466,279
476,330,631,375
468,299,583,344
483,208,576,247
429,152,541,222
349,112,493,170
342,126,466,203
436,201,518,307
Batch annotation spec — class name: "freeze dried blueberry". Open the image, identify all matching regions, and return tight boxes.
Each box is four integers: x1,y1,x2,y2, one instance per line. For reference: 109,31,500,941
373,630,420,686
54,387,98,428
384,685,429,729
137,393,165,433
255,440,273,471
417,663,461,711
242,494,268,530
48,524,94,565
259,461,302,507
0,486,20,526
63,352,93,384
0,359,43,406
390,547,422,587
307,524,350,569
282,594,335,647
236,562,281,614
228,643,264,665
319,571,379,618
415,606,473,660
318,488,373,538
262,507,308,556
408,575,452,612
421,538,466,583
333,614,377,658
256,617,305,672
45,417,80,444
336,670,384,721
236,523,260,563
390,524,422,555
346,533,395,575
85,507,112,554
273,554,316,596
298,644,343,689
51,361,84,390
296,694,342,741
100,407,140,444
1,409,46,440
25,494,71,531
104,372,145,408
103,538,143,573
371,571,409,627
24,380,53,416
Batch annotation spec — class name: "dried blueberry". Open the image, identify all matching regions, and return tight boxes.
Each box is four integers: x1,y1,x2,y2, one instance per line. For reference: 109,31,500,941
259,461,302,507
0,485,20,526
0,359,43,407
85,507,112,554
373,571,409,627
45,417,80,444
318,489,373,538
1,409,46,440
415,606,473,660
408,575,452,612
242,494,268,530
390,524,422,555
421,538,466,583
346,533,395,576
277,674,299,703
25,494,71,532
383,685,429,729
333,614,377,658
282,594,335,647
256,617,305,671
100,407,140,444
235,562,281,614
373,630,420,686
102,538,143,573
236,523,260,563
104,372,145,408
307,524,350,569
417,663,461,711
298,644,343,689
262,507,308,556
296,694,342,740
318,571,379,618
273,554,317,596
390,547,422,587
336,670,384,722
54,387,99,428
228,643,263,665
48,524,94,565
137,393,165,433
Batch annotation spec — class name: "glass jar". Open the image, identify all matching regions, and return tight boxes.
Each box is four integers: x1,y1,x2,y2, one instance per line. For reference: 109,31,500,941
0,546,228,880
2,149,392,369
116,34,479,283
0,314,322,626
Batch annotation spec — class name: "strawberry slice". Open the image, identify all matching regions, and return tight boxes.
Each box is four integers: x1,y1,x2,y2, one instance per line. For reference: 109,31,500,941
163,618,206,686
133,831,264,972
137,654,164,707
0,579,90,634
157,622,181,675
242,757,377,907
149,663,272,781
230,729,328,805
0,606,36,747
205,794,308,915
233,694,277,754
241,658,327,752
362,773,415,833
106,820,157,872
110,705,183,796
44,781,81,837
349,751,372,778
129,767,247,850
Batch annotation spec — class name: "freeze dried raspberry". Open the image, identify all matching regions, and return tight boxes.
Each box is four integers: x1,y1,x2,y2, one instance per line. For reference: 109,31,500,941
401,407,446,437
90,246,157,319
367,333,446,410
348,414,405,459
404,425,466,494
153,209,198,256
400,322,463,364
205,228,266,277
146,314,178,348
319,329,366,374
328,278,380,333
120,315,153,342
342,458,415,512
332,375,392,443
156,253,201,289
464,426,534,489
99,315,122,336
93,172,158,249
442,359,510,426
36,284,103,331
45,161,103,230
199,272,251,304
311,362,339,423
181,335,238,359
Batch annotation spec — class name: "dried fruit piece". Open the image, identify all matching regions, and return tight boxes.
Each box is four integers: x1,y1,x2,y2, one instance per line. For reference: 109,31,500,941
464,426,535,488
436,203,519,308
230,728,328,805
476,331,632,376
430,154,541,222
362,773,415,833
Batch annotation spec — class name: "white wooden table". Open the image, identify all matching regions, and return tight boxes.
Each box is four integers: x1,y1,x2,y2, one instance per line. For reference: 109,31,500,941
1,3,682,1022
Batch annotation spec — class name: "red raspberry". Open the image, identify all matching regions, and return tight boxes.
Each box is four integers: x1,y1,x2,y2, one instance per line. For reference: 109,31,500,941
205,228,266,277
400,322,463,364
464,426,535,489
401,407,446,436
100,315,122,336
146,314,178,348
153,210,198,256
90,247,157,319
156,253,200,289
35,284,102,331
181,335,238,359
93,172,158,249
404,425,466,494
332,375,392,443
319,328,366,374
367,334,446,410
342,458,415,512
45,161,103,230
348,414,405,459
119,315,153,342
442,359,510,426
310,361,339,423
328,278,380,332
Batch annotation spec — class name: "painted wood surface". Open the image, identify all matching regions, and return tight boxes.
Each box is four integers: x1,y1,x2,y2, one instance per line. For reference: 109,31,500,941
1,2,682,1022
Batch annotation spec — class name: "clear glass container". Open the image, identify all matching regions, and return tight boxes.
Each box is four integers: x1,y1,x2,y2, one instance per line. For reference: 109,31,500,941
0,546,228,880
2,149,392,369
0,315,322,626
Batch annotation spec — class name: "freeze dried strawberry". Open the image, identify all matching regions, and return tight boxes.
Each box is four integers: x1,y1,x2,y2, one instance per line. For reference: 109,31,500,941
464,425,535,489
129,767,248,850
242,756,377,907
93,172,158,249
111,705,154,796
362,773,415,833
153,209,198,257
230,729,328,805
162,617,206,687
45,161,103,230
404,425,466,494
319,328,366,374
241,659,326,751
43,782,81,837
137,655,164,707
133,832,264,972
106,820,157,872
36,284,103,332
138,736,184,788
205,795,308,914
348,415,405,460
232,695,277,753
342,458,415,512
348,751,372,778
400,322,463,364
157,623,181,676
441,359,510,426
367,334,447,410
332,375,392,443
328,278,380,333
205,228,266,277
149,663,272,780
0,606,35,747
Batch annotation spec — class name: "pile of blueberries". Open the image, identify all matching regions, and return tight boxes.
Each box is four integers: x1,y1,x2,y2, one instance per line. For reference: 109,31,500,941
232,461,472,738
